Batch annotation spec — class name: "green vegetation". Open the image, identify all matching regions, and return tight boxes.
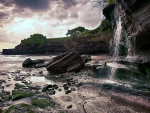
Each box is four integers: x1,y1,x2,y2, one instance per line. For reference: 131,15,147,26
12,90,34,101
21,34,47,46
66,26,88,37
2,105,15,113
107,0,115,6
31,97,55,108
77,18,111,43
2,104,35,113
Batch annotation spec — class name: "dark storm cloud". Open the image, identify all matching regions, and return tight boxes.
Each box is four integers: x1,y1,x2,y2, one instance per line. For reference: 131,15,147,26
0,12,9,19
0,0,13,6
13,0,50,11
62,0,78,9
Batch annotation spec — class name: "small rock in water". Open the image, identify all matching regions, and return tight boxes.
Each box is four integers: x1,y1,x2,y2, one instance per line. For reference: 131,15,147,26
67,82,71,86
22,58,32,67
39,71,43,74
49,90,55,95
15,70,20,73
65,90,71,94
63,84,67,87
71,87,76,91
53,84,58,89
58,88,61,91
67,105,72,109
64,86,68,90
6,84,12,87
42,84,53,92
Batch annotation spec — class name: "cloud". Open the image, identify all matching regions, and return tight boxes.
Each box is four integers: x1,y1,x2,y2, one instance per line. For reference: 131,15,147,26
0,0,13,6
0,12,8,20
62,0,78,9
13,0,50,11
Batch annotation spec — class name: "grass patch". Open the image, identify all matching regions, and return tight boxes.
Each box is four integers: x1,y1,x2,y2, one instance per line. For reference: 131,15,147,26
2,104,35,113
2,106,15,113
12,90,34,101
31,97,55,108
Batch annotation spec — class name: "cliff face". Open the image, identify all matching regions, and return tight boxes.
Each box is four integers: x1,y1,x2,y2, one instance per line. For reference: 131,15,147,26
2,37,109,55
104,0,150,57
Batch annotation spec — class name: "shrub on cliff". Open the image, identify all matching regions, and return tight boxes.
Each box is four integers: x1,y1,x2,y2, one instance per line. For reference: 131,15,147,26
21,34,47,46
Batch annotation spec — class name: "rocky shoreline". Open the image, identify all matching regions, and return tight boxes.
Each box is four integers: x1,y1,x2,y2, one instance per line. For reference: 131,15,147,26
0,54,150,112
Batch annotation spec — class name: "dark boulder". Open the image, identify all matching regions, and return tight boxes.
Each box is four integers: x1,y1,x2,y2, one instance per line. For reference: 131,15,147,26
42,84,53,92
46,52,85,73
22,58,44,68
22,58,32,67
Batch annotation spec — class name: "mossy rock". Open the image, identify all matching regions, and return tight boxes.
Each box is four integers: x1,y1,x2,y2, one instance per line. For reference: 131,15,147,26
12,90,34,101
2,104,35,113
31,97,55,108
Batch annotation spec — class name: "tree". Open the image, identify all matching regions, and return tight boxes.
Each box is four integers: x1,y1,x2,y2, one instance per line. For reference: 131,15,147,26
66,26,86,37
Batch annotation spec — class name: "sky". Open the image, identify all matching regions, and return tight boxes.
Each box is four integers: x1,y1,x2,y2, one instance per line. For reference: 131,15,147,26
0,0,102,51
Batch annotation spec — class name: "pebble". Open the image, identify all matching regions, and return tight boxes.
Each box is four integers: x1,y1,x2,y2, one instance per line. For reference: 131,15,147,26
39,71,43,74
67,105,72,109
49,90,55,95
71,87,76,91
58,88,61,91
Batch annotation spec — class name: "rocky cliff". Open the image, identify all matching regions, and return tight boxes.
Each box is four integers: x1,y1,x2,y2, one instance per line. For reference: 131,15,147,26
2,36,109,55
103,0,150,59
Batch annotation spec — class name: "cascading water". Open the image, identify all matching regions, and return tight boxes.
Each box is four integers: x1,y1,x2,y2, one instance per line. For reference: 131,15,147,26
113,16,122,58
109,16,122,80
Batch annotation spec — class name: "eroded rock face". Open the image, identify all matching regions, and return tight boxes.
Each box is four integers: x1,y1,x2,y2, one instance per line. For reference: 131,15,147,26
46,52,85,73
104,0,150,59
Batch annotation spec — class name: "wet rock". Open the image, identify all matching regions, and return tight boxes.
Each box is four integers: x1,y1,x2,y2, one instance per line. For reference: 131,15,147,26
42,84,53,92
77,82,84,87
67,105,72,109
0,72,6,75
63,84,67,87
22,58,32,67
58,88,61,91
22,58,44,68
65,90,71,94
71,87,76,91
49,90,55,95
39,71,43,74
15,70,20,73
64,86,68,90
67,82,71,86
0,80,5,86
21,80,28,84
46,52,85,73
53,84,58,89
6,84,12,87
66,78,73,82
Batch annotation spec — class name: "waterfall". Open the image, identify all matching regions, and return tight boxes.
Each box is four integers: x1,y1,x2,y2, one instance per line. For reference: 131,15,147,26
113,16,122,58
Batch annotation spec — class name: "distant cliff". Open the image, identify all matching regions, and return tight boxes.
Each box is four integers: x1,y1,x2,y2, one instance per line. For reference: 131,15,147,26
2,19,112,55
